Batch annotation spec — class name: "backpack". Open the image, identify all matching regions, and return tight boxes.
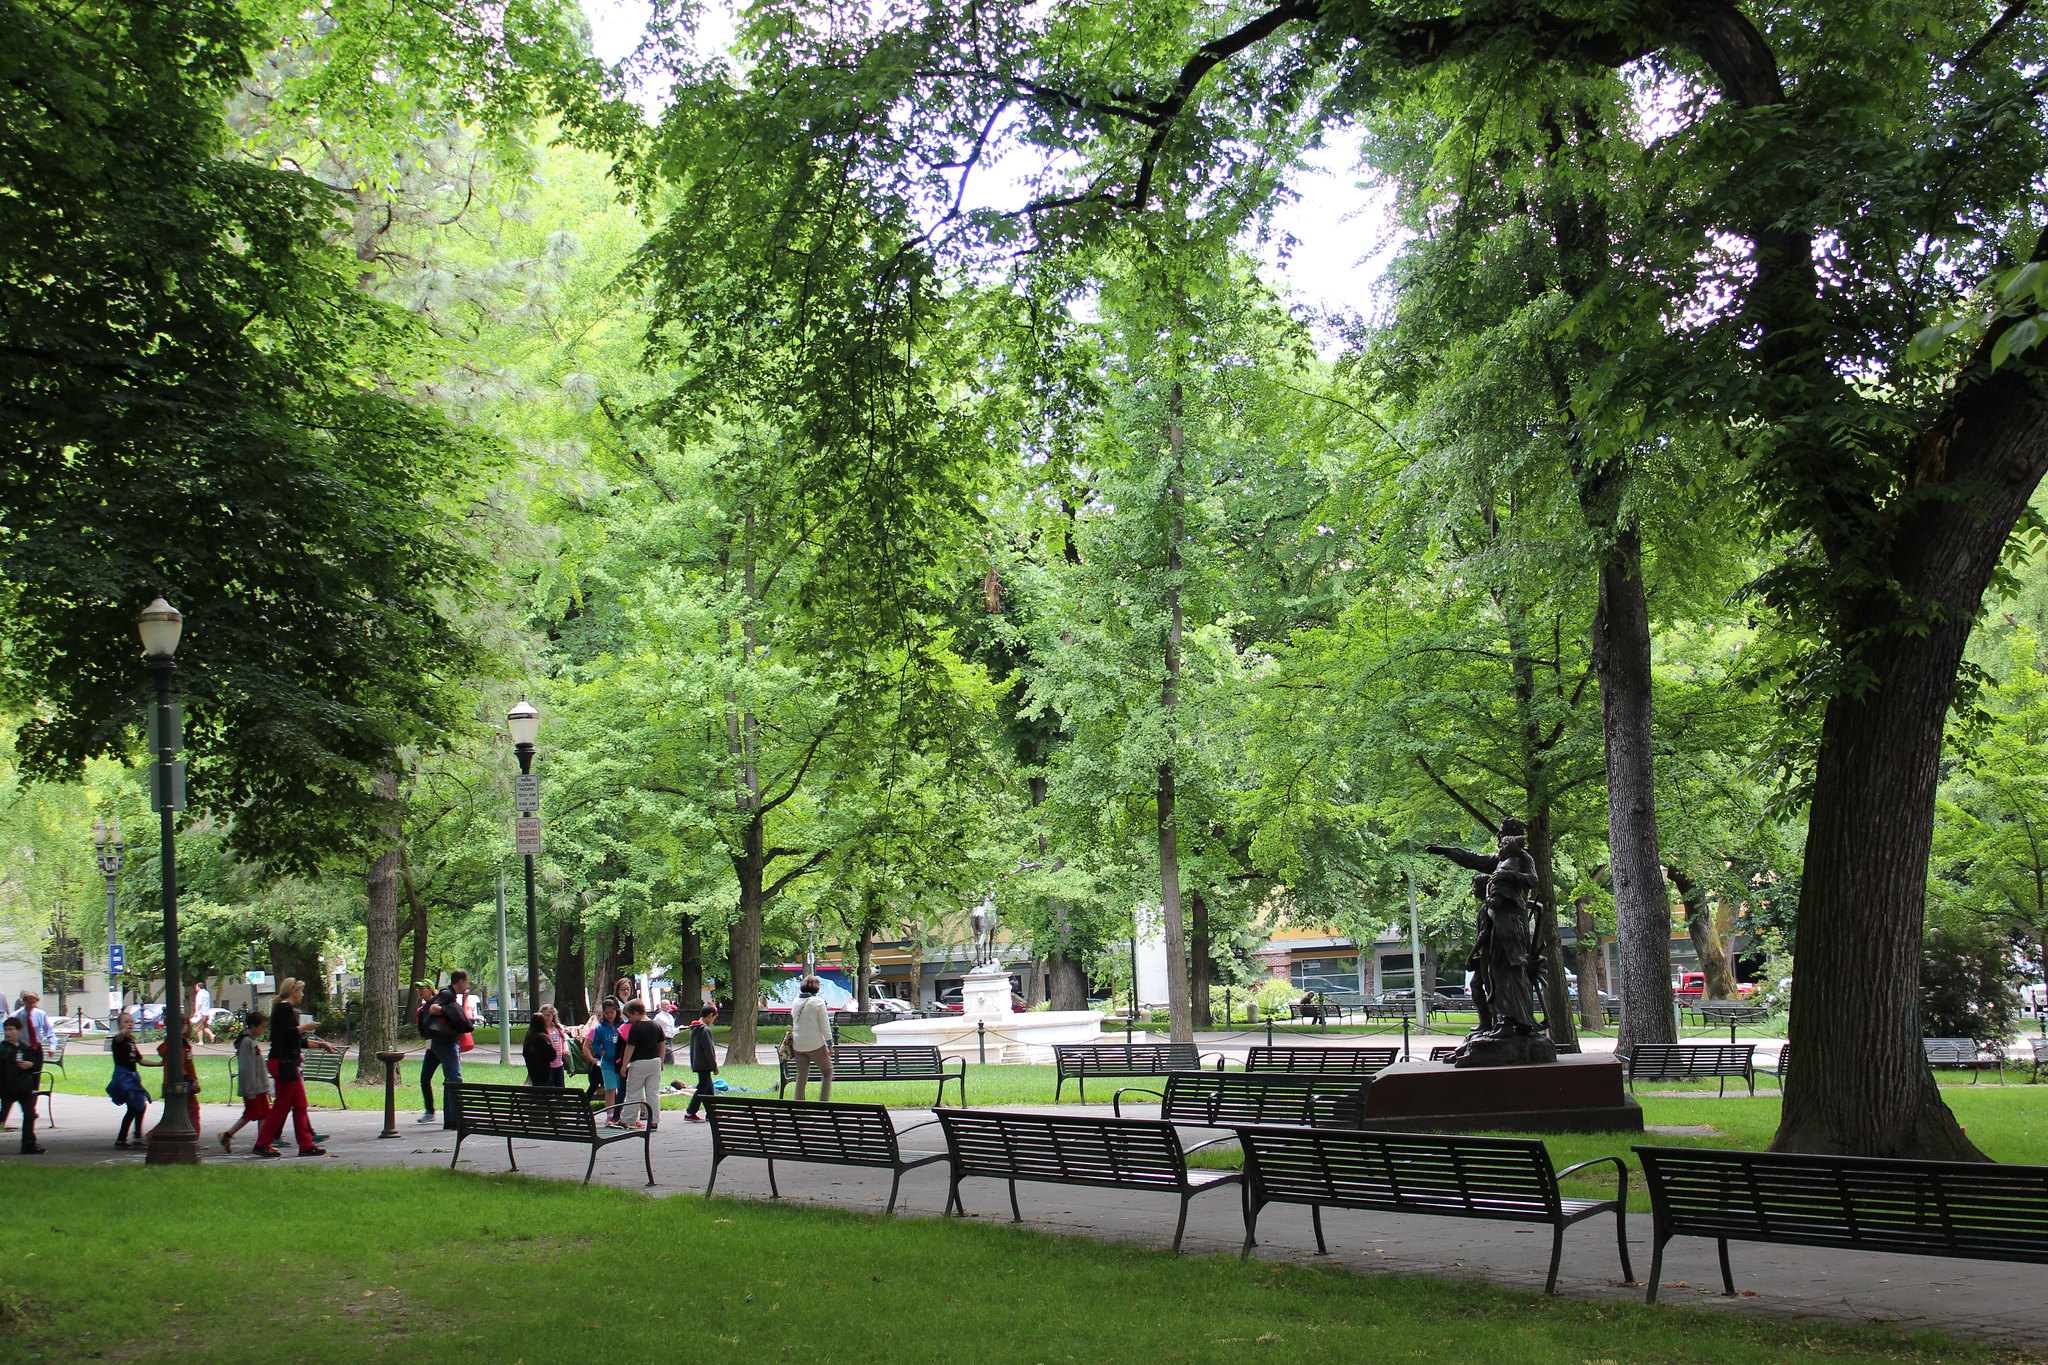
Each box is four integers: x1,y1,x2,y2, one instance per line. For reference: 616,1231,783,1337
415,1000,433,1040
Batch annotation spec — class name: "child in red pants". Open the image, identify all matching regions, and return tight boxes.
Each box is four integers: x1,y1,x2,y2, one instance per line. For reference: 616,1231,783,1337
219,1012,271,1152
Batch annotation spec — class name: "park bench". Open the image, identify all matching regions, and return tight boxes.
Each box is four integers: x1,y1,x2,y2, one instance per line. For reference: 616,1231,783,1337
1356,1001,1421,1022
1634,1145,2048,1302
1243,1045,1398,1075
1052,1042,1223,1102
2029,1038,2047,1083
1624,1042,1756,1096
1923,1037,2005,1083
1601,1001,1623,1026
298,1045,352,1108
1113,1070,1367,1129
702,1095,947,1214
41,1036,65,1075
445,1081,653,1185
776,1044,966,1107
935,1109,1243,1252
1763,1045,1790,1084
1428,1045,1457,1062
1236,1126,1632,1295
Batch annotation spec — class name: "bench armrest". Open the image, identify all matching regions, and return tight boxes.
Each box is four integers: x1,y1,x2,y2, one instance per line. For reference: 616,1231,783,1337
892,1117,943,1137
1200,1052,1228,1071
1554,1154,1629,1205
1112,1085,1164,1117
1181,1133,1240,1156
943,1056,967,1074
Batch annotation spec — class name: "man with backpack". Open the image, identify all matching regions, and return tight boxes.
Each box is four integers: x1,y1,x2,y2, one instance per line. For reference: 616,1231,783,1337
424,971,473,1127
411,982,442,1124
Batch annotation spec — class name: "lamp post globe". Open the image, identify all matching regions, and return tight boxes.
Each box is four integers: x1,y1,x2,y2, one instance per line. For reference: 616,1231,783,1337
138,596,198,1164
508,700,543,1013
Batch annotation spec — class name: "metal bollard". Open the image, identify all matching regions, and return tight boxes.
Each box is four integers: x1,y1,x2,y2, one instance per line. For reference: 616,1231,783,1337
377,1050,404,1139
1402,1016,1410,1061
977,1020,986,1064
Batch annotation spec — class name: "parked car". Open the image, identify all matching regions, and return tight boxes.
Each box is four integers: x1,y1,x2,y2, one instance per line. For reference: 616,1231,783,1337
864,987,913,1016
122,1003,166,1027
1675,971,1755,997
52,1015,111,1038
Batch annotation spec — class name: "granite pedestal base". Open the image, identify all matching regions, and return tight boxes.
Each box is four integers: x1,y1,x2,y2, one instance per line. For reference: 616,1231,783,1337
1360,1053,1643,1134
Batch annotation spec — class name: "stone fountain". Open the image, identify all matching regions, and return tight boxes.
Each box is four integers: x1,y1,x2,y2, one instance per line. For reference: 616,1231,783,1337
870,903,1104,1062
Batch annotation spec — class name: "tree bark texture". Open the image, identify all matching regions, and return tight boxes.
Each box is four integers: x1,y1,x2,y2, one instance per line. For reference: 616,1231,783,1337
1574,893,1604,1027
1156,381,1193,1044
1668,863,1737,999
1776,355,2048,1159
1593,527,1674,1057
855,927,875,1010
552,922,586,1024
1525,807,1578,1049
1190,888,1212,1026
676,912,703,1011
1030,774,1088,1010
726,857,766,1065
358,770,401,1082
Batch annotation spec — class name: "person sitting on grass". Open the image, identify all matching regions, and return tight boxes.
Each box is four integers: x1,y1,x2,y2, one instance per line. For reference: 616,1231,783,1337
219,1011,272,1152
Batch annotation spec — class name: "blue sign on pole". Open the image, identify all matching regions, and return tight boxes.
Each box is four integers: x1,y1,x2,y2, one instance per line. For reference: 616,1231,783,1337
109,944,124,973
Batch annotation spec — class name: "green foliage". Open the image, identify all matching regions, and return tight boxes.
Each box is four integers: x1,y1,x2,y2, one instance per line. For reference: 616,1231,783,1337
1919,923,2019,1042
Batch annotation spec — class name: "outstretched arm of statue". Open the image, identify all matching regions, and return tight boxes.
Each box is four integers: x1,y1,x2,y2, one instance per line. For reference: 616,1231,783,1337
1424,844,1495,873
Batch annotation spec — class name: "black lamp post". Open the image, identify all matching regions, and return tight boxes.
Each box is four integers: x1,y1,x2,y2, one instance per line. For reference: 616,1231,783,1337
139,596,198,1165
92,816,123,1021
508,699,543,1012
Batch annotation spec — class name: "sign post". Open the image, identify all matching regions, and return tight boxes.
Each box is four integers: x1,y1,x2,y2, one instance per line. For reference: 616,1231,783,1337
496,874,511,1066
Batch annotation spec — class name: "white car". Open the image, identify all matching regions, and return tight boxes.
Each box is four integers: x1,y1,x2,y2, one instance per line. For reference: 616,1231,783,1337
866,995,914,1016
52,1016,112,1038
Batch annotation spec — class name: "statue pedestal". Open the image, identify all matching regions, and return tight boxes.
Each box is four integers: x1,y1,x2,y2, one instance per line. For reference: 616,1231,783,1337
1361,1054,1642,1134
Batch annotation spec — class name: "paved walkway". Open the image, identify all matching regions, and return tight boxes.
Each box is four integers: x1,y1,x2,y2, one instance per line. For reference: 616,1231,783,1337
12,1087,2038,1347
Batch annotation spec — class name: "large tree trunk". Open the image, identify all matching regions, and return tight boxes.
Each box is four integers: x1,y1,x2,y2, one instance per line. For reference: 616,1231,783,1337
676,912,703,1011
726,849,766,1064
855,925,875,1011
1030,774,1088,1010
1525,807,1578,1049
1594,528,1674,1057
1574,890,1604,1027
1668,863,1737,999
1156,382,1192,1043
1189,888,1212,1027
358,771,401,1081
1773,356,2048,1159
407,895,428,993
552,921,586,1025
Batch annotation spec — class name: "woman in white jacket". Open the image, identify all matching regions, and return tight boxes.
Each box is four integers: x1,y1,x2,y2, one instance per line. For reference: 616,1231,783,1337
789,976,833,1100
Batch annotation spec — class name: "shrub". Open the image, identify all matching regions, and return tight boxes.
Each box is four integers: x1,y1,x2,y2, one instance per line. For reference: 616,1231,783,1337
1920,924,2020,1041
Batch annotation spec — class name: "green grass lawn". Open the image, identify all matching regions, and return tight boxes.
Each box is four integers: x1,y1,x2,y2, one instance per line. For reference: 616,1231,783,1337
0,1164,2026,1365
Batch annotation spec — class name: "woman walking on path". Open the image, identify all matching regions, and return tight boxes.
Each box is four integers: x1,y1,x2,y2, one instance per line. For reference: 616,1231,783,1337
108,1012,156,1148
790,976,833,1101
251,978,336,1158
683,1004,719,1122
615,1000,665,1130
588,999,624,1125
1,1017,45,1153
219,1012,272,1152
154,1015,202,1137
523,1005,568,1086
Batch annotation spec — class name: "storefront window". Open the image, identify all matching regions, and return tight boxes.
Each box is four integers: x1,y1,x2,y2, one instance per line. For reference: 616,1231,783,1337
1289,955,1361,996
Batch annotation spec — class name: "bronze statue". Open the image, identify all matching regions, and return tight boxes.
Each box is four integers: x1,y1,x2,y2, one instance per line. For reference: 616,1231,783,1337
1424,817,1556,1068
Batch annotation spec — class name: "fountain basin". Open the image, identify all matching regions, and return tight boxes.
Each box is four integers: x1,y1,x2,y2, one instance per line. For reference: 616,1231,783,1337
870,1009,1105,1063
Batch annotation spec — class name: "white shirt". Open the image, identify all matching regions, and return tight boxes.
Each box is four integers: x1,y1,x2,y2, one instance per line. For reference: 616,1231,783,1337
11,1006,54,1051
791,995,832,1052
654,1010,678,1040
194,986,211,1015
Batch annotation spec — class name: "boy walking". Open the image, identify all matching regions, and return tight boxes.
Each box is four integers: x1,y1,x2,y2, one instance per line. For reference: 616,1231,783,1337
1,1017,44,1153
219,1011,272,1152
683,1004,719,1122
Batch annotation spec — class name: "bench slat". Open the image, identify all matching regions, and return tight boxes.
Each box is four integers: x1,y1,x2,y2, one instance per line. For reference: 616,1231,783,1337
1243,1047,1398,1075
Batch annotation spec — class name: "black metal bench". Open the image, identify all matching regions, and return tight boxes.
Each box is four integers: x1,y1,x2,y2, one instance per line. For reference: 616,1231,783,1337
1237,1126,1632,1294
1624,1042,1756,1096
1114,1070,1367,1129
1243,1046,1398,1075
935,1109,1243,1252
1687,1003,1769,1027
1428,1045,1458,1062
1052,1042,1221,1102
298,1045,351,1107
703,1095,947,1214
776,1044,965,1107
1635,1145,2048,1302
1356,1001,1417,1021
1923,1037,2005,1083
446,1081,653,1185
2029,1038,2047,1083
41,1036,65,1075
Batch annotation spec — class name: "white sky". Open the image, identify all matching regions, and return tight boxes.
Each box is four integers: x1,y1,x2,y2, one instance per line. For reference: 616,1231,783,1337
578,0,1400,319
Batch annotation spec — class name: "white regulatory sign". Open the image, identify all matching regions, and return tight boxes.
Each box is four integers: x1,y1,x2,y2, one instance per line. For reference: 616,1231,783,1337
514,816,542,857
513,773,539,811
